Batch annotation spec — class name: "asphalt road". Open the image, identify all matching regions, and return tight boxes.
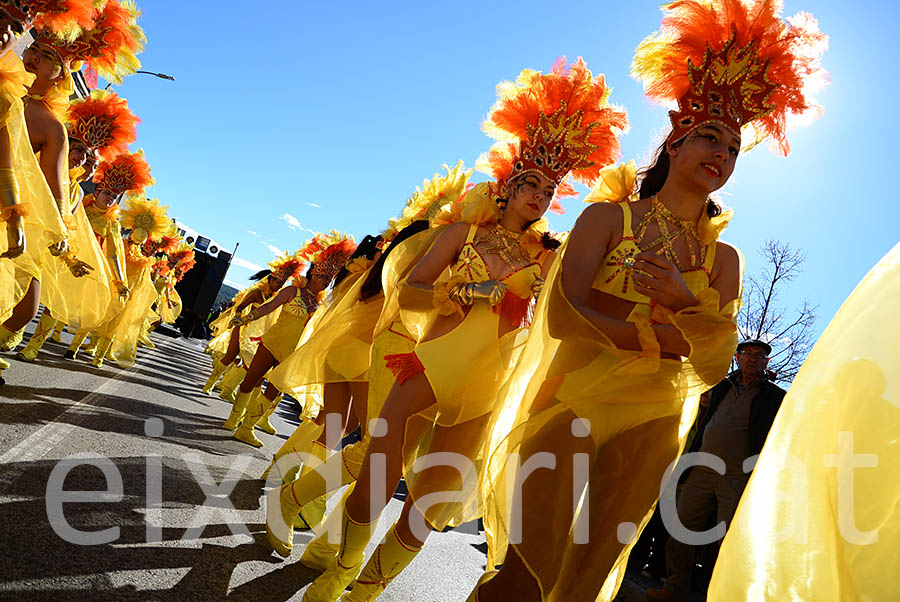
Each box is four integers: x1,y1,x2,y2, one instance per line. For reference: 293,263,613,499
0,320,488,602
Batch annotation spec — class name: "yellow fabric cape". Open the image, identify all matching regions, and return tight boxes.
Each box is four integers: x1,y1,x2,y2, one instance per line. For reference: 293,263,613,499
0,53,65,320
709,241,900,602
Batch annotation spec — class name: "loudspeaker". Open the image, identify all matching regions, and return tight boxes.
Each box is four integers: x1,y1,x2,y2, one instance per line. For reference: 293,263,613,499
175,250,231,338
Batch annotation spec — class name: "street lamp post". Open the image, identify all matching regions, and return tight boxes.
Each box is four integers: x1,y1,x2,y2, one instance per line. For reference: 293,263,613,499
135,70,176,81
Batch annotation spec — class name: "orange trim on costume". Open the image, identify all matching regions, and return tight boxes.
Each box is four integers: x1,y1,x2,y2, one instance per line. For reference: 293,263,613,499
384,352,425,384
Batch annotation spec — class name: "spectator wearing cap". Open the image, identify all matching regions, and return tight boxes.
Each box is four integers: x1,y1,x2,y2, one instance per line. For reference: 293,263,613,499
647,340,786,601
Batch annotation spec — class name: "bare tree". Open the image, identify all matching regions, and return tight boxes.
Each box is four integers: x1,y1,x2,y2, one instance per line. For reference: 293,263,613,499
737,239,817,383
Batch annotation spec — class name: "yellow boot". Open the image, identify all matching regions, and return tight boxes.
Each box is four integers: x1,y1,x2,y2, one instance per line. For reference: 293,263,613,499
201,358,229,394
301,508,376,602
293,442,333,531
218,365,246,403
265,439,333,556
287,442,359,531
223,389,253,431
341,525,424,602
257,393,283,435
301,484,355,572
264,420,325,484
18,312,58,362
233,387,266,447
0,324,23,352
51,322,65,343
66,330,90,360
0,357,9,385
91,337,113,368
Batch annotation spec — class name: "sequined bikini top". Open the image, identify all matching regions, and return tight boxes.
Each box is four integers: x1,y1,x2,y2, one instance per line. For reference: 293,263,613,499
282,288,315,319
451,224,542,300
593,202,717,319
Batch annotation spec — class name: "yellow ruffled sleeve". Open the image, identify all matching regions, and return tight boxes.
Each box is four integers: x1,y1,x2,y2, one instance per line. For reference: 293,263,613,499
665,288,740,388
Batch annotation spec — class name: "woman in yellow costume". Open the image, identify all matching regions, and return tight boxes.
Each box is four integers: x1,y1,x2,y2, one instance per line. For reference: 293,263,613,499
241,233,382,455
269,59,624,602
0,0,95,354
94,195,169,368
155,239,190,325
137,232,182,348
2,0,142,351
260,165,469,538
202,253,305,401
19,90,139,360
0,0,93,383
470,3,828,600
63,153,145,360
81,153,163,368
227,234,357,446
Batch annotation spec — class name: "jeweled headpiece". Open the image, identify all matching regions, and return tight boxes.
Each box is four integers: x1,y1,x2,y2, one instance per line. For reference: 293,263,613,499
168,242,195,277
632,0,829,155
67,90,139,160
480,58,629,194
308,232,356,279
94,149,153,196
119,196,168,244
268,250,306,283
32,0,145,84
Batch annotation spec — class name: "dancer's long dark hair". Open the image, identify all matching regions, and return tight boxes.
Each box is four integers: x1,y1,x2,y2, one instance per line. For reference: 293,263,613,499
332,235,383,288
360,220,430,301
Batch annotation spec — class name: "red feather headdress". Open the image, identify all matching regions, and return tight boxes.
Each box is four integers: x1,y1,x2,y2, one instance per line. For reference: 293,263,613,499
67,90,139,161
1,0,93,34
309,232,356,279
94,150,153,196
268,250,306,283
33,0,145,84
481,58,629,196
631,0,829,155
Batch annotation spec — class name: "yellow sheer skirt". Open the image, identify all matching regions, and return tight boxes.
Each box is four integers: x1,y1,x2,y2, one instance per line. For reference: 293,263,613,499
402,303,527,531
40,202,112,331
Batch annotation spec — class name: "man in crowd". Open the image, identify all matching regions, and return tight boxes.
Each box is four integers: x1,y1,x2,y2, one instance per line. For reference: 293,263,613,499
647,339,786,601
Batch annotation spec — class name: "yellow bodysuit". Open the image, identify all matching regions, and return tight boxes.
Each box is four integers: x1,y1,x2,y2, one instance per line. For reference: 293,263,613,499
258,287,315,363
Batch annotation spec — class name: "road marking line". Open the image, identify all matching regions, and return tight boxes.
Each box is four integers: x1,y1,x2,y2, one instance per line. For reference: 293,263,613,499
0,337,180,469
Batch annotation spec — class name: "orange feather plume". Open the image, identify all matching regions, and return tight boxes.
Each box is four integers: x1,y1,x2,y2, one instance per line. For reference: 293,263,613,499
481,58,629,188
31,0,95,35
67,90,139,160
632,0,829,155
94,150,153,196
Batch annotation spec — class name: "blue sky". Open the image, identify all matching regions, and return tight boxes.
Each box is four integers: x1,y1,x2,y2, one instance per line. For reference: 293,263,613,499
110,1,899,343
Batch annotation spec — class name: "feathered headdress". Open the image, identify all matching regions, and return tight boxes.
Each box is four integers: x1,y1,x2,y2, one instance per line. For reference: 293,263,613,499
168,242,196,277
93,149,153,196
67,90,139,160
631,0,829,155
479,58,629,198
1,0,94,35
120,196,169,244
32,0,145,85
146,227,180,256
267,250,306,283
308,232,356,279
381,161,473,244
